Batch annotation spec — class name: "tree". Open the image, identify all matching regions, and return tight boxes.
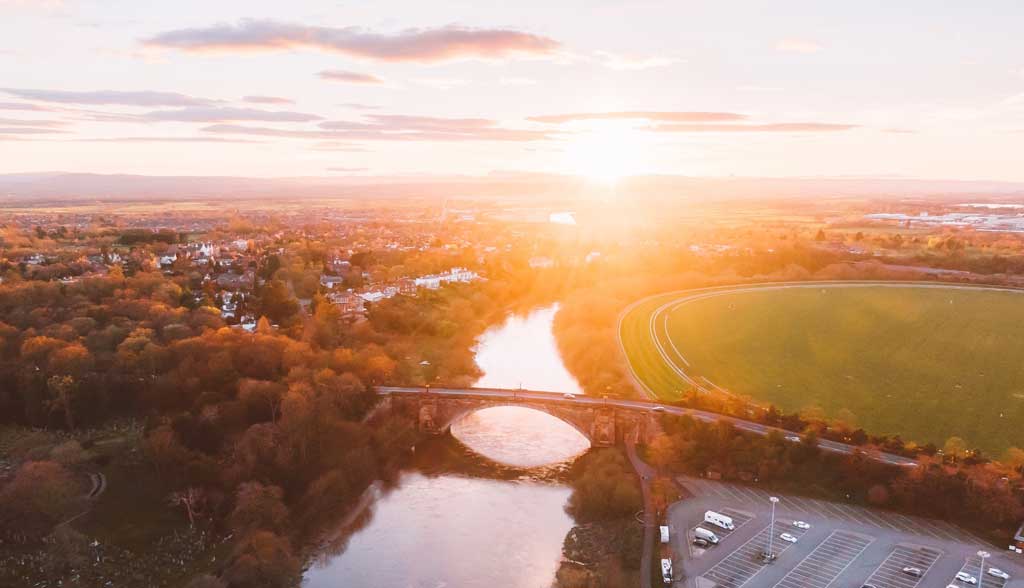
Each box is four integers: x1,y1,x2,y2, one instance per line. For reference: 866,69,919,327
229,482,289,536
186,575,226,588
168,487,209,528
944,436,968,461
0,461,79,542
259,280,298,324
222,531,300,588
46,375,78,430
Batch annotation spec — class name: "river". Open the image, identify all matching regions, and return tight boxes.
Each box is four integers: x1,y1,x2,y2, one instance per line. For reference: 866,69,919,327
303,303,590,588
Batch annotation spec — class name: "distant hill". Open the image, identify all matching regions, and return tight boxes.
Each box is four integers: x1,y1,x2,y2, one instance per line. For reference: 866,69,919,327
1,172,1022,204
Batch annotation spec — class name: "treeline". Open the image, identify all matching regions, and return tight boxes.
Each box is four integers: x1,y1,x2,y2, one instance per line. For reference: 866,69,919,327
0,246,573,586
651,414,1024,541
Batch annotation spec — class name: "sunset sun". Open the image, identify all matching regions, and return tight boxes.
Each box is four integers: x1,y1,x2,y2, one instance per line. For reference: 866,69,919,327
563,122,648,184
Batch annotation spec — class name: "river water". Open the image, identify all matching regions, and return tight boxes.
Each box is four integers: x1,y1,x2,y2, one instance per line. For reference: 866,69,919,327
303,304,590,588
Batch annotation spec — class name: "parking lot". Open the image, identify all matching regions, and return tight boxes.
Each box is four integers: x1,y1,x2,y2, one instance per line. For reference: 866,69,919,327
669,476,1023,588
700,519,809,588
862,544,942,588
774,530,873,588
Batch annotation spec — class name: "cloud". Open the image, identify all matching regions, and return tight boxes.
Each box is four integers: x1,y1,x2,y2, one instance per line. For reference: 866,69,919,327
775,38,823,54
143,19,561,63
0,117,65,127
204,113,552,142
310,141,370,152
528,110,855,133
318,69,384,84
1,87,215,106
242,95,294,105
340,103,379,110
528,111,747,124
652,122,857,132
593,50,681,71
0,127,65,134
140,106,322,122
0,101,53,111
79,136,264,143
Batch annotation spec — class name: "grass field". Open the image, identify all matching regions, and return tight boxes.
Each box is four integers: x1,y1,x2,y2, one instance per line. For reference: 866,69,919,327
620,282,1024,455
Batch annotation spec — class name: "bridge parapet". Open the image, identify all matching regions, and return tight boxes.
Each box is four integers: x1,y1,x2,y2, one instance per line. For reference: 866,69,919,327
391,393,662,448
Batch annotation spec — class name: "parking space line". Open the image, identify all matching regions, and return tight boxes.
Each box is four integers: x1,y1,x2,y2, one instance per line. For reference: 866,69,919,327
773,530,873,588
863,544,943,588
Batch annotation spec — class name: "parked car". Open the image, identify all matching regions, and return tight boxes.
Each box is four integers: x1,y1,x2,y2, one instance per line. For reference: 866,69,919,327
956,572,977,584
792,520,810,530
987,568,1010,580
779,533,798,543
692,537,710,548
902,567,923,577
563,393,576,400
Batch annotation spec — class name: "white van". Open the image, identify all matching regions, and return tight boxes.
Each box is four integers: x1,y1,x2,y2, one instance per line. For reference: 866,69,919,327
704,510,735,530
694,527,720,544
661,558,673,584
660,525,670,544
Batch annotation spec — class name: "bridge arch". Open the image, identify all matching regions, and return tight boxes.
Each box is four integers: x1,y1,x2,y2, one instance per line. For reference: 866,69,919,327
439,402,596,444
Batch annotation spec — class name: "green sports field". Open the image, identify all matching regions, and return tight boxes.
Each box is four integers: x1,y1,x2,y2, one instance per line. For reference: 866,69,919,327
620,282,1024,455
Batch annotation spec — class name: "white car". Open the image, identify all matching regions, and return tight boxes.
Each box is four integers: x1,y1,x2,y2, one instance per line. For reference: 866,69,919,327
785,435,801,442
779,533,798,543
956,572,977,584
563,393,576,400
902,567,923,577
651,405,666,412
987,568,1010,580
792,521,810,530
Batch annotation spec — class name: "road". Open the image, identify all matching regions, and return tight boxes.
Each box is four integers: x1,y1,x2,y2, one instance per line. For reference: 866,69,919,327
626,439,657,588
376,386,919,467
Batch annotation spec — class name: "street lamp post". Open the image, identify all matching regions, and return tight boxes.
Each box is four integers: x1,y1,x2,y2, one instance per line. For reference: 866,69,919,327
766,496,779,562
978,550,989,588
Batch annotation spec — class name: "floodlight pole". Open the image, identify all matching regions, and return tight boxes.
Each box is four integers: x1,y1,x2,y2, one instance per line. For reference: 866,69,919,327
978,550,989,588
767,496,779,561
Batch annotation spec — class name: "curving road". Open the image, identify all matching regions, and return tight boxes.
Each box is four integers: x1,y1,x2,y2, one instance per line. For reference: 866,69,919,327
376,386,918,467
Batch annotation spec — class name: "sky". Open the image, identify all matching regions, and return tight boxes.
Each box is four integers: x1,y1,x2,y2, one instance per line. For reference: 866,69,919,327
1,0,1023,181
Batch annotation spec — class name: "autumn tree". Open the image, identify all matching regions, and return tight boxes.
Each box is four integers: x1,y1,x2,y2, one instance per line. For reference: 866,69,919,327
222,530,300,588
229,482,290,536
0,461,79,542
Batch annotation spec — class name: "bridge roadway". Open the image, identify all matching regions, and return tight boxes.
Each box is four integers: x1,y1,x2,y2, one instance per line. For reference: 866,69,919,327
376,386,919,468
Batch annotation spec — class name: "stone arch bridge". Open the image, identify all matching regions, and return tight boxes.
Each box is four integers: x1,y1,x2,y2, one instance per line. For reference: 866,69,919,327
376,386,664,447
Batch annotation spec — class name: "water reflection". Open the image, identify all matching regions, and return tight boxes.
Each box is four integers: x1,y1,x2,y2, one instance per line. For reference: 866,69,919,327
303,304,585,588
304,471,574,588
474,303,583,394
452,407,589,468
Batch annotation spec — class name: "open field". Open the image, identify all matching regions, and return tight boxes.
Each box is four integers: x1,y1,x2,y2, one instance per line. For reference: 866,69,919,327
620,282,1024,455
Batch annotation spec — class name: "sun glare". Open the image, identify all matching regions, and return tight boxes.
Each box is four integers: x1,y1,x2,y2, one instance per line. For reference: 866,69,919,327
562,122,648,184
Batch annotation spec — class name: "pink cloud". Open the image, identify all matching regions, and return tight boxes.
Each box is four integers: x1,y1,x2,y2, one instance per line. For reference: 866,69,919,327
242,95,294,105
204,113,552,142
0,117,65,127
1,87,215,106
0,101,53,111
143,19,561,63
318,70,384,84
141,106,322,123
652,122,857,132
529,111,747,124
